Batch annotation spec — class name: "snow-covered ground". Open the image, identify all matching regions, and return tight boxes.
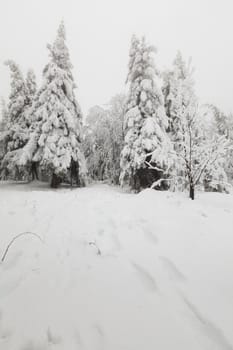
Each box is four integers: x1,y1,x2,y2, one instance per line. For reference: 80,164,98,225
0,182,233,350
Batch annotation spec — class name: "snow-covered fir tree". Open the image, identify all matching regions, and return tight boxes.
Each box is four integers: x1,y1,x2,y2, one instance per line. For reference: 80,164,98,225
0,60,30,179
106,94,126,183
163,52,197,145
203,104,233,140
20,22,87,187
25,69,37,107
0,98,8,134
0,98,9,161
120,35,173,191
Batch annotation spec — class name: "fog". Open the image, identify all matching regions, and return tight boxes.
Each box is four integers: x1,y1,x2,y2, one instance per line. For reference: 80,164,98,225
0,0,232,114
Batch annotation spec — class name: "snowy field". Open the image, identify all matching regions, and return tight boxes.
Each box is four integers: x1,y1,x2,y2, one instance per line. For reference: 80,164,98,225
0,182,233,350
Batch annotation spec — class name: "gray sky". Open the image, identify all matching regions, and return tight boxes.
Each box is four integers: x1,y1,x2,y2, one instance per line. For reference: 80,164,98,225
0,0,232,115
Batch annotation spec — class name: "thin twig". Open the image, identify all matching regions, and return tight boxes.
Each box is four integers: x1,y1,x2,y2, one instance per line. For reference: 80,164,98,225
145,161,163,172
89,241,101,255
1,232,44,263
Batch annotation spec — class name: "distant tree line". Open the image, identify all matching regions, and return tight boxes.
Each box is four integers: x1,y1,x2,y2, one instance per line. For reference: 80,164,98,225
0,24,232,198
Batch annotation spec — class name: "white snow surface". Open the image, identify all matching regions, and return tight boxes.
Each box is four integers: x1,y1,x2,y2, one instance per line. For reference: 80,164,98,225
0,182,233,350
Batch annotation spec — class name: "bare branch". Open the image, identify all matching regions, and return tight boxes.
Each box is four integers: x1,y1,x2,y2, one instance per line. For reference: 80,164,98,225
145,161,163,172
1,232,44,263
89,241,101,255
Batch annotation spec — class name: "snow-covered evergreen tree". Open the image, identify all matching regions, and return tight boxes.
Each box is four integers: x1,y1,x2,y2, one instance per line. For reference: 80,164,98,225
106,94,126,183
0,61,30,179
20,22,87,187
25,69,37,107
0,98,8,133
164,52,197,146
0,98,9,162
161,69,173,132
120,36,172,190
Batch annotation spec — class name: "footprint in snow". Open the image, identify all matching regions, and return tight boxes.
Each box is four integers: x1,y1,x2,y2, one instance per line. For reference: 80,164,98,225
0,272,26,298
125,221,133,229
1,251,23,271
140,225,158,245
98,228,105,236
74,329,85,349
0,328,13,341
199,211,208,218
89,323,105,350
108,218,117,229
110,233,122,251
0,310,13,341
138,218,147,224
47,327,62,345
131,262,158,293
182,295,233,350
21,340,48,350
159,256,186,283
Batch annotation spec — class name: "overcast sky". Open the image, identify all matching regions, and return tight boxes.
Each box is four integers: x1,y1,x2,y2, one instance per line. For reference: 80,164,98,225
0,0,232,115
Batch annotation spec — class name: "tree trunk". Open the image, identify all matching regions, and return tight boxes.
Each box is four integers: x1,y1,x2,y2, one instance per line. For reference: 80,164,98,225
132,173,140,192
189,183,195,200
51,173,61,188
31,162,39,181
70,159,80,187
15,165,20,181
